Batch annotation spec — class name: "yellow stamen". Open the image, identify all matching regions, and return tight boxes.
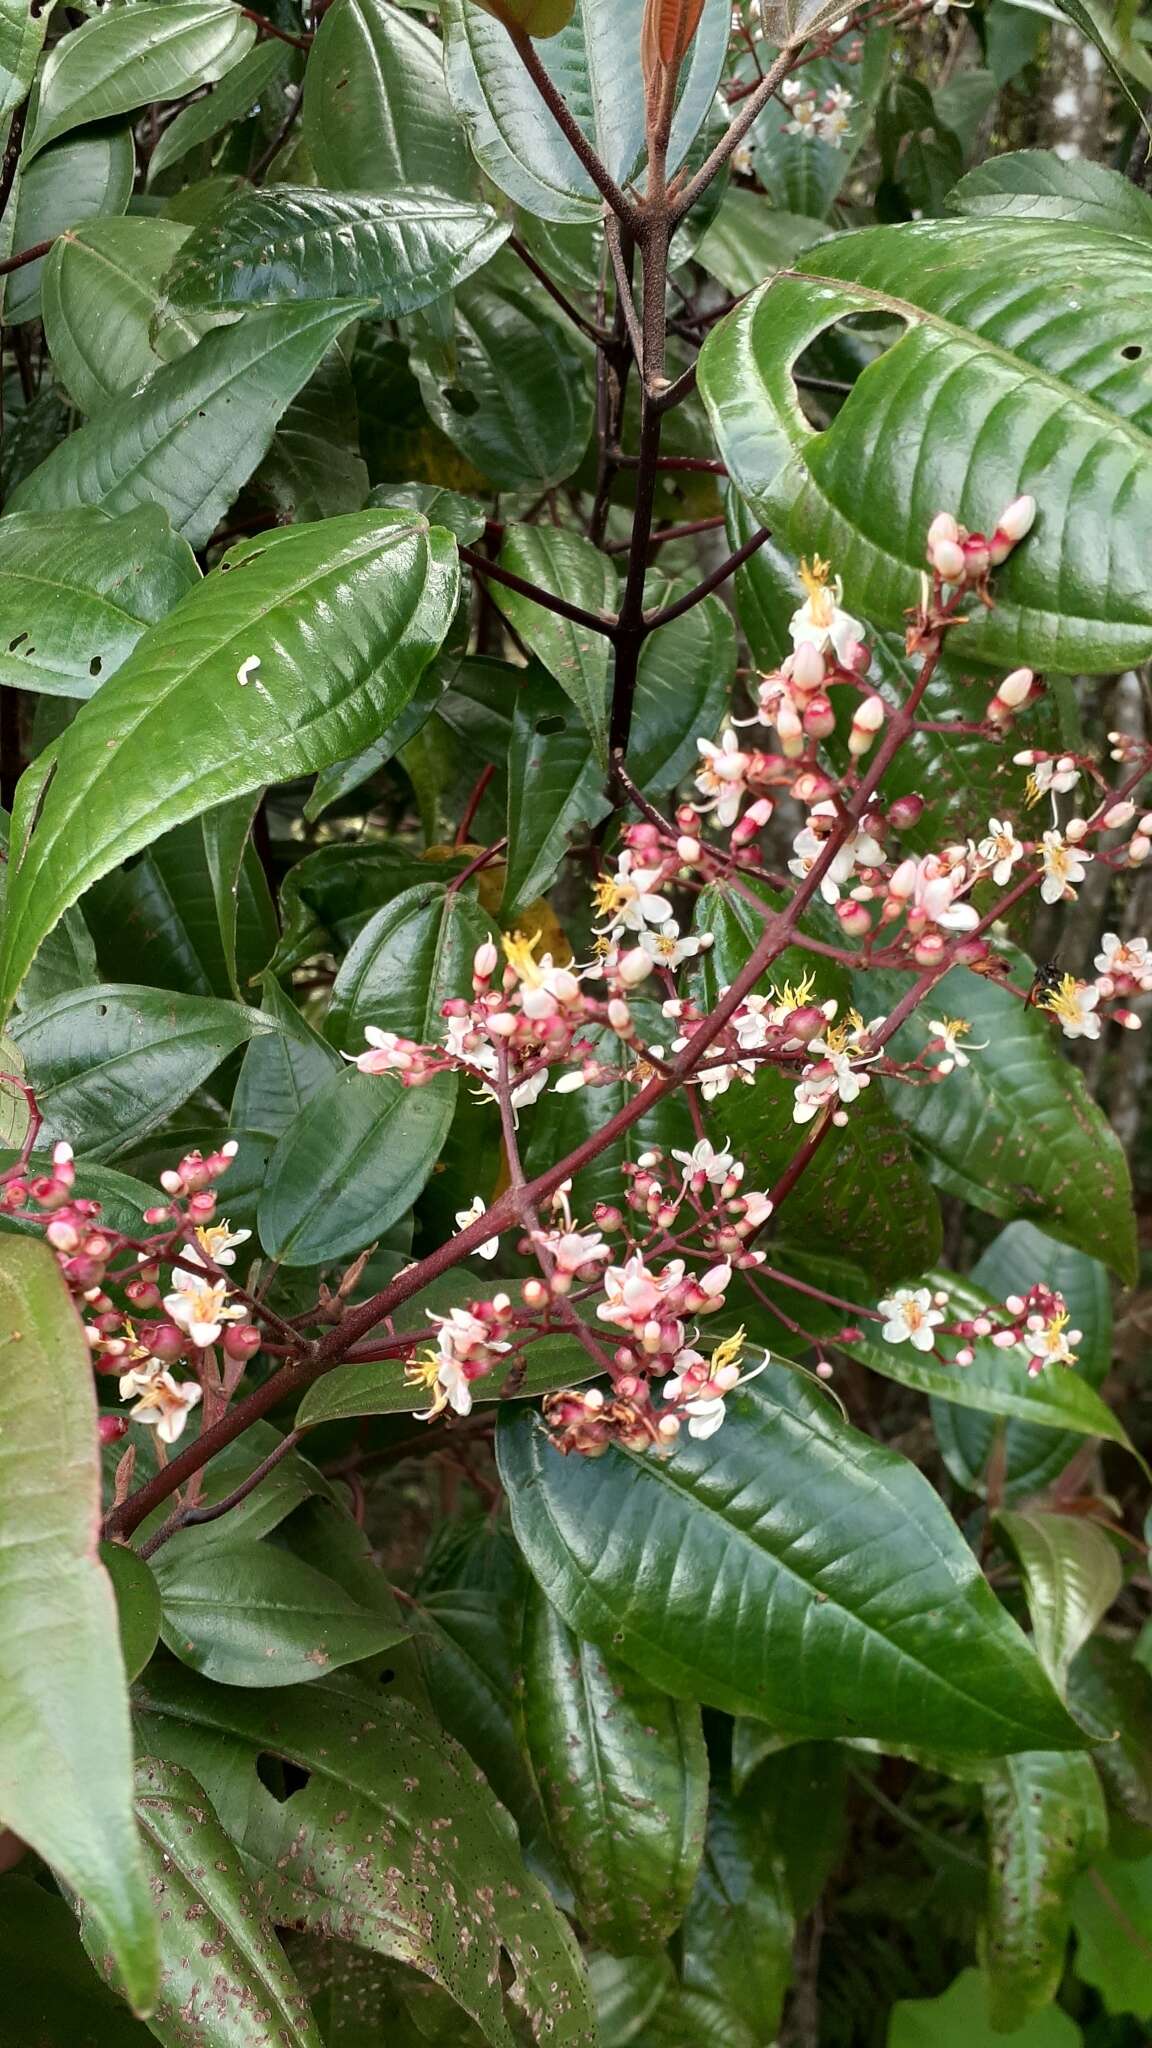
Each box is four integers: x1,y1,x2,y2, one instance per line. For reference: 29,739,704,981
710,1327,746,1375
591,876,631,919
773,971,817,1012
1040,974,1086,1029
502,929,544,986
1024,772,1043,808
404,1350,441,1392
936,1017,971,1041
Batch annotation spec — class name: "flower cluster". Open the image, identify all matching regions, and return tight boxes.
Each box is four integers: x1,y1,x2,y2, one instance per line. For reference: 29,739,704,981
781,78,855,144
876,1280,1080,1377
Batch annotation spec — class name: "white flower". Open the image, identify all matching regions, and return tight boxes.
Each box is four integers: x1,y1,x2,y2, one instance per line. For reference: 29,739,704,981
877,1286,945,1352
1038,973,1101,1041
977,818,1024,888
671,1138,738,1185
1095,932,1152,992
695,729,751,828
927,1016,985,1074
638,921,705,972
788,558,863,667
163,1274,245,1349
591,852,673,936
186,1220,252,1271
534,1228,610,1275
1018,752,1080,804
1040,830,1091,905
793,1047,870,1124
455,1196,500,1260
347,1026,412,1076
788,802,884,905
118,1365,202,1444
1022,1311,1081,1375
814,86,854,144
664,1336,769,1440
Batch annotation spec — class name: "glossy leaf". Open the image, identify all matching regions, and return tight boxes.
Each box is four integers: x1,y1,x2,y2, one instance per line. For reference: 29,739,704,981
933,1224,1113,1502
0,506,199,699
41,217,224,416
28,1,255,158
889,1967,1083,2047
730,1740,849,1913
231,973,343,1137
409,1583,546,1838
100,1543,162,1685
627,581,735,794
80,1758,323,2048
134,1422,335,1560
503,673,612,915
2,124,134,327
678,1781,794,2044
589,1955,675,2048
132,1662,598,2047
369,480,487,545
324,880,491,1055
164,187,511,316
84,813,275,1001
843,1269,1133,1461
983,1751,1107,2030
522,1583,707,1951
305,0,475,198
10,983,264,1160
997,1511,1122,1693
409,256,593,489
153,1540,408,1687
0,1238,158,2012
1071,1852,1152,2019
441,0,730,222
491,525,616,761
0,512,459,1015
699,217,1152,671
498,1369,1082,1755
695,189,830,296
259,347,371,523
0,0,47,123
950,148,1152,236
147,38,293,184
8,299,368,547
861,959,1136,1282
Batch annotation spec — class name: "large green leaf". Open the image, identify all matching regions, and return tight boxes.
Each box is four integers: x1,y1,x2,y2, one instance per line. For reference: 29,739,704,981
410,1583,548,1840
0,507,199,699
497,1370,1083,1756
695,885,941,1285
8,299,368,546
83,812,275,1002
441,0,730,222
950,148,1152,236
324,880,490,1055
11,983,264,1160
1,123,135,326
491,525,616,762
305,0,475,199
863,957,1136,1281
933,1224,1113,1502
164,187,511,316
132,1422,335,1561
997,1511,1123,1693
27,0,255,158
502,672,612,915
843,1269,1133,1462
259,347,371,523
677,1781,794,2044
147,38,293,184
0,512,459,1015
41,217,224,416
132,1663,598,2047
695,189,831,297
982,1752,1107,2031
79,1758,322,2048
409,256,593,489
627,580,735,794
889,1966,1083,2047
699,217,1152,671
101,1543,162,1685
0,1239,158,2012
1072,1852,1152,2019
522,1583,707,1952
153,1541,408,1688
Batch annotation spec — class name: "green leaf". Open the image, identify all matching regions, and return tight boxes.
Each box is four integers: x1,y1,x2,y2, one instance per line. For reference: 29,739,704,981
728,1741,849,1913
589,1955,675,2048
8,299,369,546
259,347,371,523
232,973,343,1137
1071,1853,1152,2019
0,512,459,1015
1067,1638,1152,1835
627,581,736,794
164,187,511,317
101,1542,162,1684
889,1966,1083,2047
441,0,730,222
305,0,475,198
83,813,274,1001
933,1224,1113,1502
28,1,256,158
2,123,135,326
860,958,1137,1282
148,38,293,184
41,217,225,416
81,1758,323,2047
695,189,830,297
490,525,616,762
202,792,274,1002
983,1752,1107,2030
409,1583,547,1839
498,1369,1083,1756
324,880,490,1056
843,1269,1134,1463
502,673,611,915
409,255,593,489
678,1780,794,2043
0,507,199,699
134,1422,335,1560
0,1239,158,2011
522,1582,707,1951
0,0,48,124
368,480,487,545
699,217,1152,671
997,1511,1123,1693
950,148,1152,236
749,26,890,221
0,1874,152,2048
132,1663,598,2047
10,983,264,1160
153,1541,408,1688
695,884,941,1285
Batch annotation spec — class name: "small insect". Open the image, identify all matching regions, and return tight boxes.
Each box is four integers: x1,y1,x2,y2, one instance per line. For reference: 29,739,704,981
1027,961,1065,1009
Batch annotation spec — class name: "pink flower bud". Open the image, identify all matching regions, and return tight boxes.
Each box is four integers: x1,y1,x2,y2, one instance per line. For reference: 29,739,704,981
473,939,499,981
1104,800,1136,829
790,641,826,696
995,493,1036,545
997,666,1034,709
98,1415,129,1446
776,697,805,758
222,1323,262,1361
930,537,966,582
607,997,633,1033
887,856,919,901
962,534,990,579
1064,817,1088,843
836,900,871,938
927,512,960,549
784,1004,827,1043
1131,834,1152,864
141,1322,186,1363
802,692,836,739
912,932,947,968
617,949,654,987
677,834,701,863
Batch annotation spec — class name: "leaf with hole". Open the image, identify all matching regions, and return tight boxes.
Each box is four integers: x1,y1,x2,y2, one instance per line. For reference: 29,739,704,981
0,507,199,699
498,1369,1083,1755
700,217,1152,671
0,512,459,1016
